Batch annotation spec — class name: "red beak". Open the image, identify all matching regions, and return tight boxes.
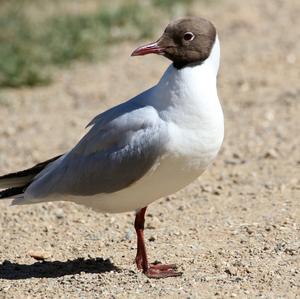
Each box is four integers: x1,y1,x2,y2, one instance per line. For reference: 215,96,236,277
131,41,165,56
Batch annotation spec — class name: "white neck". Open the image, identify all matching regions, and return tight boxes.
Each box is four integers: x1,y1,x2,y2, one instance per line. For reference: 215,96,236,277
203,35,220,75
148,34,221,111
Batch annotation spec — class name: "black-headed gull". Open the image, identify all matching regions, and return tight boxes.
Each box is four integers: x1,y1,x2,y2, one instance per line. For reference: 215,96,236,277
0,17,224,278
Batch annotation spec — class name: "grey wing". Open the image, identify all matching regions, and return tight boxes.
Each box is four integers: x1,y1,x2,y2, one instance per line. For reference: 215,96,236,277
25,105,168,200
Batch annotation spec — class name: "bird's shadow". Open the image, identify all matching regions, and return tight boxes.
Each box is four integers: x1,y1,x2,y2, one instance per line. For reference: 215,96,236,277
0,257,120,280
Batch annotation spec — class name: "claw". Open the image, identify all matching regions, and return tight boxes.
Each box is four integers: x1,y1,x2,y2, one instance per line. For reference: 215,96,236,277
144,263,182,279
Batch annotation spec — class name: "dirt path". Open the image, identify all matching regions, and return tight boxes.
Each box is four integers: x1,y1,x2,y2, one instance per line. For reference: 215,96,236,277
0,0,299,298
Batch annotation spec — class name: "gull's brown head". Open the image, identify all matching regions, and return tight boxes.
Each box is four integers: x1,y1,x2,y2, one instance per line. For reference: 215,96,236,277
131,16,217,69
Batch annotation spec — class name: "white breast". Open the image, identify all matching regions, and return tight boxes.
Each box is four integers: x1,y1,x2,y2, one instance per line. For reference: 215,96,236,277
153,35,224,169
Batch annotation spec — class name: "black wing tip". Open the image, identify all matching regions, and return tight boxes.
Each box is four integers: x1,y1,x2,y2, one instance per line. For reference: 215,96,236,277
0,154,63,180
0,184,28,199
0,154,63,190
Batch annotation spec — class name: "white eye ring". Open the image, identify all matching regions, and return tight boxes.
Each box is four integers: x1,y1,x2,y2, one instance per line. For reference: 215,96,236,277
183,32,195,41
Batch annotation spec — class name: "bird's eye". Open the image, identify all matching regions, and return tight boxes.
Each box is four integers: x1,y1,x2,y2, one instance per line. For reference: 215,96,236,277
183,32,195,41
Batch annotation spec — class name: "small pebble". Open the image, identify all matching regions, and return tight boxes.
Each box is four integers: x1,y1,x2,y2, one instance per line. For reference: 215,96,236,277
28,250,51,261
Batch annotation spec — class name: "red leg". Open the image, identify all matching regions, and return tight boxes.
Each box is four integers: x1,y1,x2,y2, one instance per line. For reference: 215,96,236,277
134,207,182,279
134,207,148,271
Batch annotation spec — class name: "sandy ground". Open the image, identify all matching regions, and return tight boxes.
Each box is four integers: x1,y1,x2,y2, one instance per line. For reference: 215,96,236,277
0,0,299,298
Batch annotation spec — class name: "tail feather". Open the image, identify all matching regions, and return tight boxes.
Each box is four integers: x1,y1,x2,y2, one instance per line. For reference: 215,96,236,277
0,154,62,199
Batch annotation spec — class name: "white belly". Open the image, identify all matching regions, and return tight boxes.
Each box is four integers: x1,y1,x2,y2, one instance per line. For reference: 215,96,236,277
69,151,215,213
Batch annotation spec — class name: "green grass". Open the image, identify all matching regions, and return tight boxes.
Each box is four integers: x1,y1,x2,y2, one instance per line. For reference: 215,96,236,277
152,0,194,9
0,0,198,88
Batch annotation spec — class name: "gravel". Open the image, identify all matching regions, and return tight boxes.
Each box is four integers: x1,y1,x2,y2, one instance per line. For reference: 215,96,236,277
0,0,299,298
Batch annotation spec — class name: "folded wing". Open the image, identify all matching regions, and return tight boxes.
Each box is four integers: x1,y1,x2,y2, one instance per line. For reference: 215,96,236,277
22,104,168,203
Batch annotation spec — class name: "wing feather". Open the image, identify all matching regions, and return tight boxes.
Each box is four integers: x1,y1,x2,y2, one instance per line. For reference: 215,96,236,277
24,105,167,200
